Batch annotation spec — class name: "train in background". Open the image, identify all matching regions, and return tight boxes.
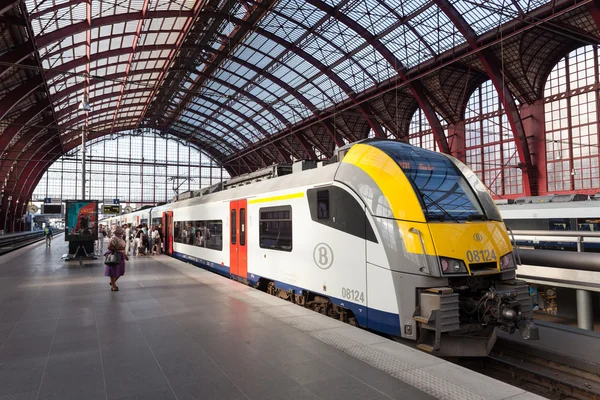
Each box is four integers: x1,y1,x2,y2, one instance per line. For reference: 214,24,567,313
497,194,600,251
104,139,538,357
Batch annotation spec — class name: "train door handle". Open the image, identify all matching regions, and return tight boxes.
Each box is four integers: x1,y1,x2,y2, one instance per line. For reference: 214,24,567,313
409,227,432,276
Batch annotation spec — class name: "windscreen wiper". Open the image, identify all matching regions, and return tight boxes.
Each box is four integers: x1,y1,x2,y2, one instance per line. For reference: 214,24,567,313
419,191,459,223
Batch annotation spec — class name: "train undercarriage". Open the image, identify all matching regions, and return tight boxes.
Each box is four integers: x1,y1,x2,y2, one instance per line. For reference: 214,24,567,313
253,276,539,358
414,278,540,357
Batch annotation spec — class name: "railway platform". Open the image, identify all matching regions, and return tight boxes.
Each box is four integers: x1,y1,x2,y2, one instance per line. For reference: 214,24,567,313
0,237,542,400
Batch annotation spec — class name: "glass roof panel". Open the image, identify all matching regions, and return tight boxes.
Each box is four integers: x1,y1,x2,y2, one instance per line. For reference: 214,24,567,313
381,24,431,68
318,19,366,54
342,0,399,36
383,0,428,17
332,59,376,93
353,47,397,82
452,0,516,35
276,0,326,26
259,11,307,43
410,4,465,55
301,34,345,67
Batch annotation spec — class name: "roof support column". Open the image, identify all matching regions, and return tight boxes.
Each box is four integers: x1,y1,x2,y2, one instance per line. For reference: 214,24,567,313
434,0,537,196
447,121,466,162
588,0,600,30
520,100,547,195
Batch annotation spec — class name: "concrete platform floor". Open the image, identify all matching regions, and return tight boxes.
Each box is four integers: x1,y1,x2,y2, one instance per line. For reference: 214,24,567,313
0,237,540,400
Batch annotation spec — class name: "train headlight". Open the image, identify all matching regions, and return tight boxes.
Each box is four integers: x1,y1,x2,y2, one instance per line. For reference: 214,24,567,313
500,253,516,270
439,257,467,274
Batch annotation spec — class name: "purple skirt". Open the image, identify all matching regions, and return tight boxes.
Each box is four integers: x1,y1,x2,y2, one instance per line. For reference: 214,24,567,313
104,252,125,278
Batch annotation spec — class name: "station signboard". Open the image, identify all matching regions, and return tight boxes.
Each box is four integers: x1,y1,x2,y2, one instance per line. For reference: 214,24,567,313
103,204,120,215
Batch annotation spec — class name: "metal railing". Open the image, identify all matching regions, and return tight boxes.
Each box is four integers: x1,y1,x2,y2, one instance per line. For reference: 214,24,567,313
510,229,598,331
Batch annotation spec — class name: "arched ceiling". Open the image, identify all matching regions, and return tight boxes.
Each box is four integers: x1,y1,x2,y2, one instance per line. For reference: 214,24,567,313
0,0,599,224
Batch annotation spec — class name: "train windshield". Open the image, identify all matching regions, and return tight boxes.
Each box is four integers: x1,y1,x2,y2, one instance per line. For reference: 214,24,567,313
368,141,489,222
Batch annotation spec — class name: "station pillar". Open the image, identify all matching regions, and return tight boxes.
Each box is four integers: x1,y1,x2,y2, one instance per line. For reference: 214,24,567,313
447,122,466,162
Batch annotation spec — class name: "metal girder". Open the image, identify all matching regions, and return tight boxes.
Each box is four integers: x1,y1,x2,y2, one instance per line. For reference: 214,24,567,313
56,88,150,119
0,41,34,80
193,45,343,147
0,118,54,183
293,132,318,160
321,119,343,148
51,68,165,103
109,0,149,133
0,0,17,16
35,10,193,48
272,141,292,163
222,0,588,168
0,75,43,120
0,100,49,150
155,0,275,132
189,93,275,143
10,147,59,228
172,119,251,155
175,111,252,149
588,0,600,30
303,0,448,152
59,103,147,131
1,135,58,230
42,41,176,65
193,70,290,128
134,0,207,129
427,0,536,194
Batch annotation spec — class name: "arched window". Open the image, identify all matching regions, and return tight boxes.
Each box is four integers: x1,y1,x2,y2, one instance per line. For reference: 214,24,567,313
464,80,522,196
409,108,437,151
32,130,230,205
544,45,599,192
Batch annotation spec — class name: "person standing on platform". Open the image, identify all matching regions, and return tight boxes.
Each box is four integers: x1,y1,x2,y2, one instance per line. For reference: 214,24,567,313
105,224,128,292
134,225,144,256
44,225,53,247
97,224,107,255
148,226,154,255
124,223,131,256
152,226,160,255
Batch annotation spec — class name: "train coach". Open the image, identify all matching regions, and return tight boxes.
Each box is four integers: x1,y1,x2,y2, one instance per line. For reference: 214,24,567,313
105,139,539,357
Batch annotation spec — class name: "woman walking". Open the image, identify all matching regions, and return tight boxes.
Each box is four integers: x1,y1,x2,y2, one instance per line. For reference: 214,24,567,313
105,224,128,292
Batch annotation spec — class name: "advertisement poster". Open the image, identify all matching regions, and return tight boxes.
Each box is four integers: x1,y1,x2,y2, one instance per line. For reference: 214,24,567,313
65,200,98,241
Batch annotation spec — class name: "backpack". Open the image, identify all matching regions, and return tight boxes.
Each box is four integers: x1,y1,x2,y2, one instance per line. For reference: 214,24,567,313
44,228,50,235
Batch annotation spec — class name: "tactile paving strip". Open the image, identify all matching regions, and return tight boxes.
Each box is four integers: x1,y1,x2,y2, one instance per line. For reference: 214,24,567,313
254,298,486,400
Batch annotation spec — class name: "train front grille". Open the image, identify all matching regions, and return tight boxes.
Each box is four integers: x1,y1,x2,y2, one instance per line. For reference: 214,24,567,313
468,261,498,274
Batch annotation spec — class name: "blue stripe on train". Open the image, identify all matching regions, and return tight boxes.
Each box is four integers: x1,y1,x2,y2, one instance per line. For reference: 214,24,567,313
174,257,401,336
249,273,401,336
172,251,230,277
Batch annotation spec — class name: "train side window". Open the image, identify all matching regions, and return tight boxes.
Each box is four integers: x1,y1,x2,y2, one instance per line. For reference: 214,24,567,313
240,208,246,246
317,190,329,219
231,209,236,245
549,218,570,231
172,220,223,250
259,205,292,251
577,218,600,231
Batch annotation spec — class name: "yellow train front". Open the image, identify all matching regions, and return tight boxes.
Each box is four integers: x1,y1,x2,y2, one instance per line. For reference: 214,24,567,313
337,139,539,356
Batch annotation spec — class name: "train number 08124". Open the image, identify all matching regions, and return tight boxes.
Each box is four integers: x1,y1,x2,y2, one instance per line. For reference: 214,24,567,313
466,249,497,263
341,288,364,303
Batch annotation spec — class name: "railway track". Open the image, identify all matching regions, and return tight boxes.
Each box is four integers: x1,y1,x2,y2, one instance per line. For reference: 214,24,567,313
0,230,63,256
457,335,600,399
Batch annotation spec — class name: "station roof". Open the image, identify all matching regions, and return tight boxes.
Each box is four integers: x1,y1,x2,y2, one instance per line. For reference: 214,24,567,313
0,0,598,203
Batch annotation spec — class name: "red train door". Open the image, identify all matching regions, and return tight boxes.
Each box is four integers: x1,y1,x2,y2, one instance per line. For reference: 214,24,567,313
163,211,173,255
229,199,247,279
